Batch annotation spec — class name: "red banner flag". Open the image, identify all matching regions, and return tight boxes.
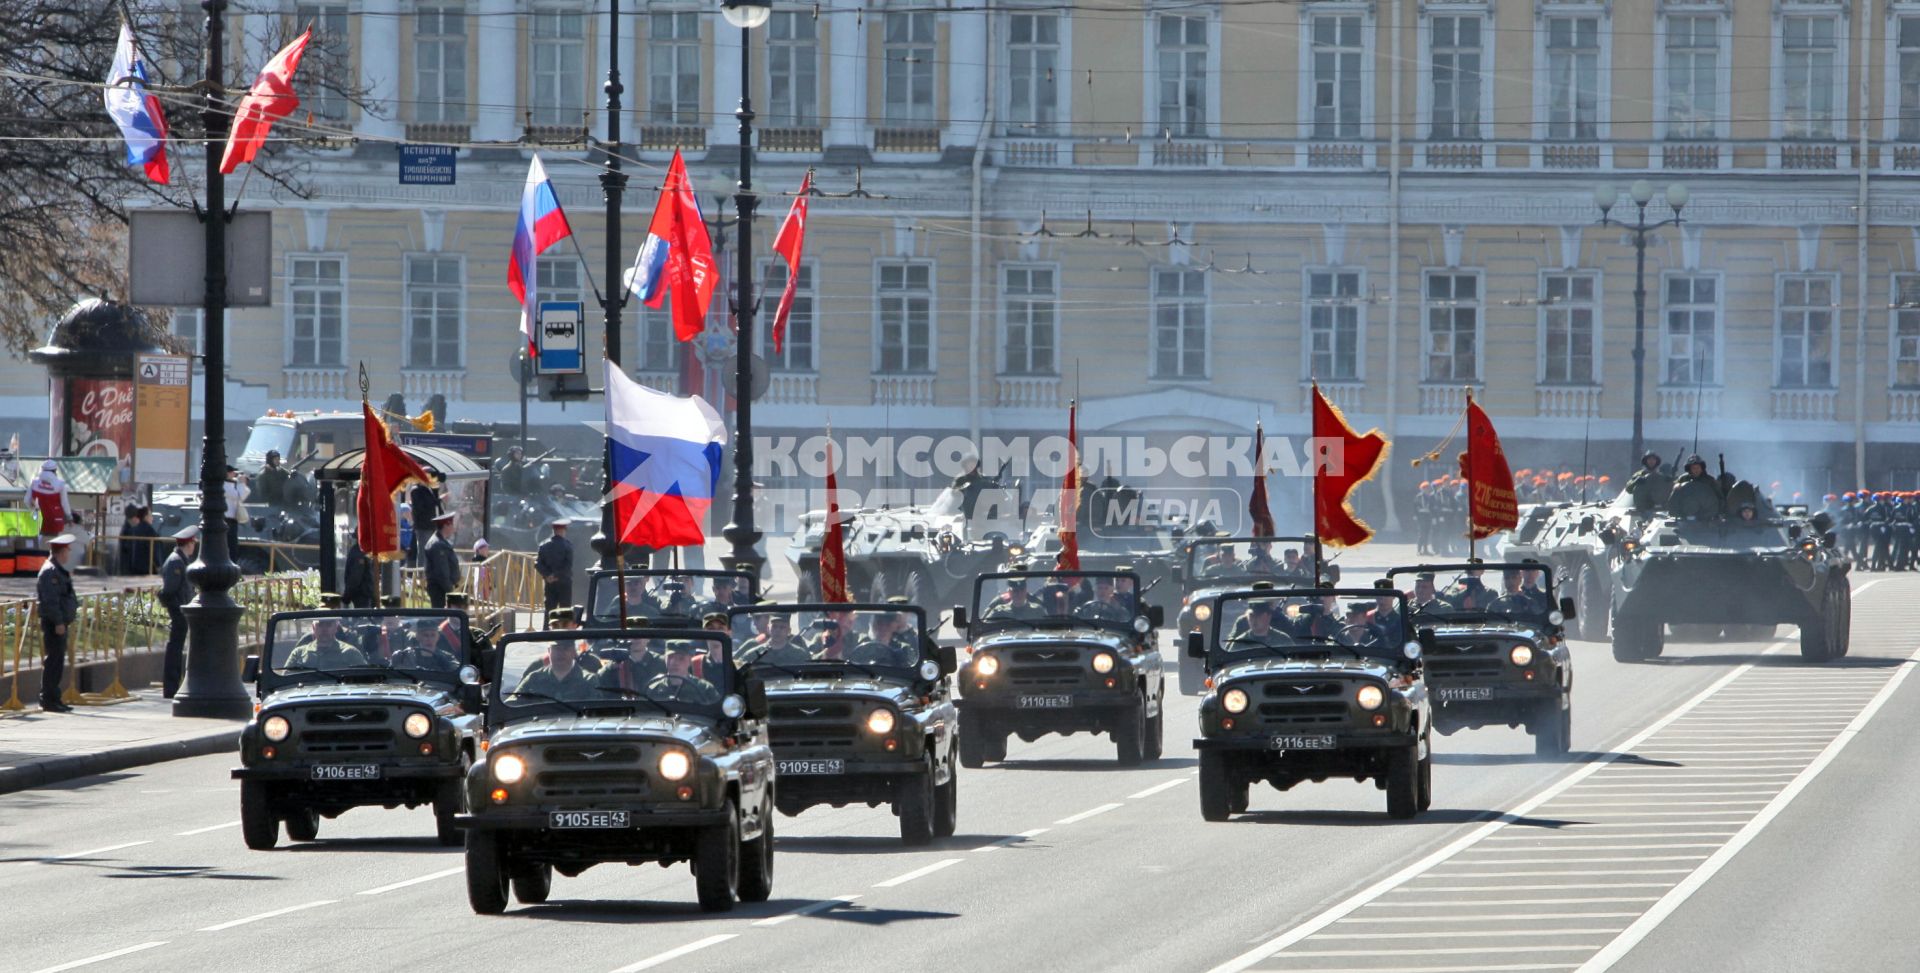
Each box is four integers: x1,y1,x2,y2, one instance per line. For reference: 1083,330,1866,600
632,150,719,341
820,438,849,603
770,172,812,354
1458,393,1519,539
356,401,438,560
1249,423,1275,537
219,27,311,174
1057,401,1080,571
1311,384,1388,548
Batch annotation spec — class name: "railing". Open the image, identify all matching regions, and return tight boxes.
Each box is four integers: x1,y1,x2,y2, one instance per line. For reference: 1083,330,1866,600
995,375,1059,409
525,124,588,146
1660,143,1721,170
1423,142,1484,169
1895,146,1920,171
1306,142,1366,168
640,124,706,152
632,371,677,394
1536,385,1602,418
1153,141,1211,166
1418,384,1478,416
999,140,1059,166
1780,143,1839,170
1307,381,1365,414
760,126,823,153
463,550,545,620
1772,387,1838,422
1542,143,1602,168
284,367,350,400
1892,388,1920,421
404,121,469,144
874,127,941,154
402,368,464,401
1658,386,1722,419
871,373,935,406
764,372,818,404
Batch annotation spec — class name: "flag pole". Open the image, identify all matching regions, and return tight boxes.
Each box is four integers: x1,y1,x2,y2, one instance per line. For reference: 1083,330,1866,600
616,549,629,630
1311,384,1324,588
1465,387,1475,563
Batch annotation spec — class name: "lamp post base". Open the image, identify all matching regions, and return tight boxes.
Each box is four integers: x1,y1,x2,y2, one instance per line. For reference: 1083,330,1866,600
719,521,763,578
171,597,251,719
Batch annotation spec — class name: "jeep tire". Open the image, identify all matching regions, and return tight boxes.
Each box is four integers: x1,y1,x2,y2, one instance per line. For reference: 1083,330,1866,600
1115,697,1147,766
932,757,959,839
694,799,741,912
1142,695,1165,762
433,778,465,847
1386,742,1421,820
284,807,320,842
959,721,992,768
1533,696,1572,758
240,781,279,851
1198,751,1234,822
511,862,552,905
738,798,774,904
898,758,937,846
465,831,510,915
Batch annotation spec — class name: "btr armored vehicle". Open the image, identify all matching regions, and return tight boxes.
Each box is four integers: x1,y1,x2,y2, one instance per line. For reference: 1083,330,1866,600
1009,522,1182,617
786,483,1018,620
1173,536,1327,694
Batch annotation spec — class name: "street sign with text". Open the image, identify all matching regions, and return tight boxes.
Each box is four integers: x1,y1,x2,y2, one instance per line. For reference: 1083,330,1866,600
536,301,585,374
399,145,456,185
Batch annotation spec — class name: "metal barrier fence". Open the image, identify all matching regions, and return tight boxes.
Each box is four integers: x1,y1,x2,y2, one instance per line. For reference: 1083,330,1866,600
392,549,545,633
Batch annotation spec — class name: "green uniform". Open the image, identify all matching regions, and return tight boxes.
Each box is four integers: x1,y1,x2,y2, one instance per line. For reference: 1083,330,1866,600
848,633,918,668
742,636,811,666
648,673,722,706
1626,467,1674,511
982,596,1046,621
390,646,460,672
513,663,595,700
1074,597,1131,624
285,640,369,671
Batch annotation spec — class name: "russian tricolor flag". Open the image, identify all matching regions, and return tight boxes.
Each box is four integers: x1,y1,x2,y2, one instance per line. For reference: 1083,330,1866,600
508,155,575,356
103,23,169,185
625,150,717,342
605,360,727,549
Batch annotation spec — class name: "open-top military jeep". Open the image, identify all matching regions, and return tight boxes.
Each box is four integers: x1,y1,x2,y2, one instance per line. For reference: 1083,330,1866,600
234,608,485,850
457,627,775,914
1174,536,1328,694
733,602,960,844
584,568,759,638
951,569,1166,767
1381,561,1576,757
1187,585,1434,820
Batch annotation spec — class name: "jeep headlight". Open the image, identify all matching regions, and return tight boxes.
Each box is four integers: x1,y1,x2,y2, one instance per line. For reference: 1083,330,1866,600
974,653,1000,677
1355,684,1385,711
1547,610,1565,626
492,753,527,784
1194,603,1213,621
1091,652,1116,674
866,708,897,735
262,715,290,742
1509,644,1534,666
403,712,433,739
1221,687,1249,714
657,749,692,782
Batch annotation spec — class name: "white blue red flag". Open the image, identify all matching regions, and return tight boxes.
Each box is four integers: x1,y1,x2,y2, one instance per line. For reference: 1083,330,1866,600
626,150,717,341
104,23,170,185
507,155,575,356
605,360,727,548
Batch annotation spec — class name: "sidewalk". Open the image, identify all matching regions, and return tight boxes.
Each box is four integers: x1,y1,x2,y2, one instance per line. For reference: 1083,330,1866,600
0,693,239,795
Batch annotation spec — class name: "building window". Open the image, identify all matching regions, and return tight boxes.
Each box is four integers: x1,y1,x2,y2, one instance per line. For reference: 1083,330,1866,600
529,8,585,126
761,260,816,371
535,256,584,310
766,10,819,127
1777,275,1835,388
1895,276,1920,386
1783,15,1838,139
882,11,936,125
1665,16,1718,138
1006,13,1060,134
1423,271,1480,382
404,255,463,369
637,308,678,372
1541,272,1598,385
1306,269,1361,381
1430,15,1482,140
877,261,933,373
1150,268,1207,380
1899,19,1920,139
295,4,350,122
648,11,701,125
1310,15,1364,139
1001,265,1057,376
1546,16,1599,139
1155,14,1208,137
288,256,345,367
413,4,467,123
1663,274,1717,385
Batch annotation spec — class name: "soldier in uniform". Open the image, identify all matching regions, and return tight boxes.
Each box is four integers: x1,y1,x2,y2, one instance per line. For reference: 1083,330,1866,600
512,638,594,700
342,537,375,609
1668,455,1724,519
1240,540,1281,575
420,512,460,608
807,615,852,661
496,445,530,497
1488,569,1546,623
1074,575,1132,623
256,450,292,506
1414,481,1435,555
392,619,461,671
851,608,921,667
982,577,1047,621
1626,452,1674,513
536,519,573,613
1227,599,1287,648
36,534,80,712
740,614,811,665
1442,568,1493,611
1367,590,1404,644
649,642,722,706
1290,595,1343,640
285,618,370,670
594,632,668,692
1408,572,1444,615
157,525,199,698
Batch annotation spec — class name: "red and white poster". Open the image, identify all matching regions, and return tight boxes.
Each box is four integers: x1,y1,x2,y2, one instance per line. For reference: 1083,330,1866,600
66,378,135,490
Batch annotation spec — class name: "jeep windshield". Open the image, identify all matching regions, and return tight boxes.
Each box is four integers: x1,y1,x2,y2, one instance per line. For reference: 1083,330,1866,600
731,604,931,681
585,570,758,633
262,610,473,690
1184,537,1321,586
1207,588,1415,668
490,629,735,721
969,571,1146,634
1384,563,1561,629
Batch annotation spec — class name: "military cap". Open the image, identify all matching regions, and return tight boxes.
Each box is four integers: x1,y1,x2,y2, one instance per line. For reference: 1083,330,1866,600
624,615,652,628
1005,576,1029,589
1372,578,1393,589
1249,580,1276,591
318,592,344,606
47,533,76,546
1093,575,1115,586
551,518,570,529
1415,572,1437,583
172,525,200,541
664,640,704,655
701,611,730,626
885,595,910,605
1114,564,1135,574
412,617,441,631
1246,600,1275,616
546,607,574,626
432,511,457,523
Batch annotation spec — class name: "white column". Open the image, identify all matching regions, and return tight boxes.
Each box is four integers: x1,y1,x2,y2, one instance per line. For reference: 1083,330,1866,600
710,18,743,148
475,0,520,142
946,9,987,141
826,0,866,148
357,0,404,141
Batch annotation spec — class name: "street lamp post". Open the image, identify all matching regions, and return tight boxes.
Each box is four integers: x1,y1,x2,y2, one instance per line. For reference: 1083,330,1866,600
592,0,630,573
1594,179,1688,468
719,0,770,577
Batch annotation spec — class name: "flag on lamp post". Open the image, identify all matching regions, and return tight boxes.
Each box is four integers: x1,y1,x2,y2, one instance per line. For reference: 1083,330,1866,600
103,23,170,184
770,171,813,354
506,155,576,358
219,27,311,174
628,150,718,341
605,360,727,548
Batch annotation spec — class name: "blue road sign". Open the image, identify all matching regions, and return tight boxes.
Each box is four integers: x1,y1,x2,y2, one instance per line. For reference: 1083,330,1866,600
399,145,456,185
536,301,585,374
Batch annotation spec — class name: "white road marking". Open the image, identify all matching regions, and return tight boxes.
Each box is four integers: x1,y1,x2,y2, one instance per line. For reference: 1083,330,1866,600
1337,914,1645,923
873,858,963,888
1290,945,1604,957
1243,966,1579,973
1128,777,1190,799
38,841,151,862
1437,869,1697,877
1315,929,1628,940
1547,810,1773,818
28,942,169,973
973,828,1049,853
1484,834,1737,843
609,934,739,973
1405,884,1675,893
1466,844,1723,853
1363,898,1660,907
1541,800,1771,808
356,866,464,895
1055,802,1123,825
198,900,336,932
751,895,860,927
174,821,241,837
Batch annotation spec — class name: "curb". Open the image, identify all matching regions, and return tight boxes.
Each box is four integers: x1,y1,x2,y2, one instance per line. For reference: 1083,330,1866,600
0,727,240,795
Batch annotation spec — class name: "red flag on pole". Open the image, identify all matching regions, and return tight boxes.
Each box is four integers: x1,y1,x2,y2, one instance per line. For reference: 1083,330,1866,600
1057,401,1080,571
219,27,312,174
1311,384,1388,548
770,171,812,354
1458,393,1520,540
357,401,438,559
820,438,849,602
630,150,718,341
1249,423,1276,537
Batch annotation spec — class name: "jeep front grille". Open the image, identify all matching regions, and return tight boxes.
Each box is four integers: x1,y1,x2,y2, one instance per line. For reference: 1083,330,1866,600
536,770,648,800
544,746,642,765
1425,643,1505,681
1004,646,1087,688
769,697,862,748
771,701,853,721
296,708,396,754
1249,680,1353,728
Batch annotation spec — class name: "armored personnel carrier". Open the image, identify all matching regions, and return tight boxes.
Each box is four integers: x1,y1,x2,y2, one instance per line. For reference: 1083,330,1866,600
785,484,1017,620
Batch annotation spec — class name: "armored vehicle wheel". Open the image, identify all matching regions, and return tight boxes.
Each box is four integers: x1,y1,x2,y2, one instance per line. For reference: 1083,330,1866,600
1198,751,1234,822
1385,742,1421,820
901,567,934,613
1576,563,1610,641
1229,787,1249,814
240,781,279,850
1533,697,1572,758
1115,697,1147,766
465,832,509,915
433,778,465,847
1611,616,1661,662
933,759,959,838
739,799,774,904
694,799,741,912
1179,655,1206,695
1801,582,1849,663
1143,696,1165,762
796,567,820,601
959,725,992,768
284,808,320,842
898,757,937,846
511,862,552,905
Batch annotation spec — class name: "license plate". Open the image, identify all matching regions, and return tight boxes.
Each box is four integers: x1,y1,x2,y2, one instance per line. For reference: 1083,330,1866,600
1439,687,1494,702
1270,735,1337,750
549,810,630,830
1017,694,1073,709
777,759,845,776
310,764,379,781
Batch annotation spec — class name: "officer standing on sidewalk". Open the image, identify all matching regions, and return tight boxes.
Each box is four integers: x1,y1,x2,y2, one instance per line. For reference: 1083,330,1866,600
37,533,80,713
423,512,460,608
536,519,573,613
158,525,199,698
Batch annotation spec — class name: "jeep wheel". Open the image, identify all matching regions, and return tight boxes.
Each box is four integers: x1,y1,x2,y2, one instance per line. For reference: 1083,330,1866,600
984,729,1009,763
465,831,510,915
959,724,992,768
433,778,465,847
933,758,959,838
1576,562,1609,641
1115,697,1147,766
1533,697,1572,759
738,799,774,904
240,781,278,850
511,862,552,905
1198,751,1234,822
284,808,320,842
1385,743,1421,820
1142,695,1165,762
898,758,937,846
694,800,741,912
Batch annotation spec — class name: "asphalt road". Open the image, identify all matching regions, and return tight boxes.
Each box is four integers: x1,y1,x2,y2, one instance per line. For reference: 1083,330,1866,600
7,562,1918,973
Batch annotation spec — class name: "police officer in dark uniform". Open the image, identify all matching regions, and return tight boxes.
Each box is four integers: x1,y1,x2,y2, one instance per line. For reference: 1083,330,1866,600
536,519,573,613
342,537,375,609
37,533,80,712
158,525,199,698
422,512,461,608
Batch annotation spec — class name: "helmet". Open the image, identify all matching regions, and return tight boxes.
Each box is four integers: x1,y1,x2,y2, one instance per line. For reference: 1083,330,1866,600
1683,454,1705,470
1641,451,1661,465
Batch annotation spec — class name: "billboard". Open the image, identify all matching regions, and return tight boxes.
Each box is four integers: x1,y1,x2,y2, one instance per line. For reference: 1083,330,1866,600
135,354,193,484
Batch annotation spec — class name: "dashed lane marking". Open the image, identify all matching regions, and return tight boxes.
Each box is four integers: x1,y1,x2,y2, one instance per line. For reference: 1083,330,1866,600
35,841,152,862
872,858,963,888
174,821,241,837
973,828,1049,853
608,934,739,973
1054,802,1123,825
198,900,336,932
27,942,169,973
1128,777,1191,800
751,895,861,927
356,866,464,895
